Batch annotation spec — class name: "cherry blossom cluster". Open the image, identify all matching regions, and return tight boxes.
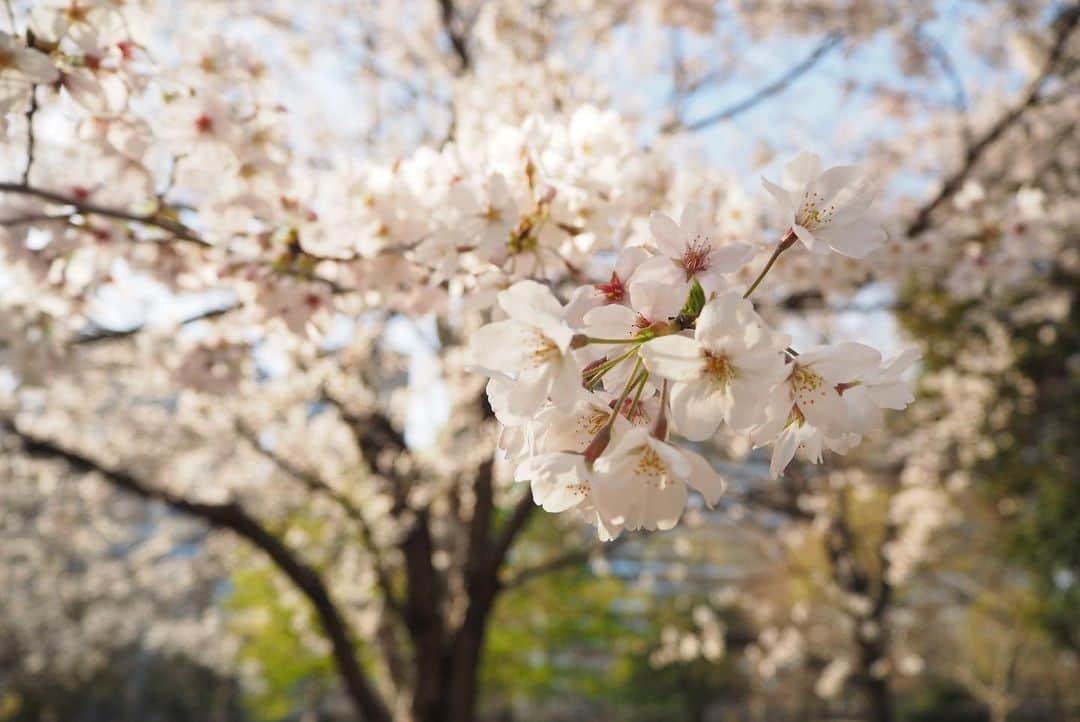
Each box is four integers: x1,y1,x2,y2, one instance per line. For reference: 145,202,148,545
469,153,917,538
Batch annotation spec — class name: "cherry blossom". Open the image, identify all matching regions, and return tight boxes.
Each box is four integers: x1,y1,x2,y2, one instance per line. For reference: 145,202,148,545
0,31,59,113
631,203,754,313
468,280,580,415
639,292,789,439
8,0,1047,715
762,152,886,258
592,427,726,533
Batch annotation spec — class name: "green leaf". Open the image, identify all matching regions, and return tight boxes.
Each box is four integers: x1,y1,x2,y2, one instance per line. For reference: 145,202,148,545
679,279,706,319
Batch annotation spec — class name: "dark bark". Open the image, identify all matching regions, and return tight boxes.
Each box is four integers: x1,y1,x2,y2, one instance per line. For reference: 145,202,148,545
443,458,500,722
861,667,894,722
437,0,471,72
402,510,448,722
824,490,897,722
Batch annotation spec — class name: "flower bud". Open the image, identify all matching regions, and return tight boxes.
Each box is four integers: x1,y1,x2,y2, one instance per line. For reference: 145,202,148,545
582,424,612,465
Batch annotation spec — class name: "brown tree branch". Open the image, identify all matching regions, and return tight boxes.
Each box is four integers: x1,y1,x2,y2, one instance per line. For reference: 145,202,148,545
236,422,407,618
503,535,628,589
2,418,392,722
666,32,843,134
487,488,537,577
437,0,470,73
320,392,450,721
905,5,1079,238
71,301,239,344
0,181,208,246
21,85,37,184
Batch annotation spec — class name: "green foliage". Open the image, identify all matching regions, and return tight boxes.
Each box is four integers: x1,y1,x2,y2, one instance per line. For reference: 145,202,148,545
976,271,1080,648
898,266,1080,648
481,519,642,714
225,564,337,721
0,651,248,722
899,679,987,722
680,279,707,319
617,608,753,722
481,515,754,721
482,567,639,707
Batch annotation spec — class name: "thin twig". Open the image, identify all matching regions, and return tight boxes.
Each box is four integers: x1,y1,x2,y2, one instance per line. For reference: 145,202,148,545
504,535,628,589
437,0,470,72
22,85,37,184
905,5,1079,238
236,421,406,618
0,181,209,246
668,32,843,133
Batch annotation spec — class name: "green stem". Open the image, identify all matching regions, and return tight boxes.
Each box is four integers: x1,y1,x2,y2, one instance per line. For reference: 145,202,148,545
585,336,641,345
584,346,639,389
651,378,671,440
627,370,650,418
743,229,798,299
607,357,645,426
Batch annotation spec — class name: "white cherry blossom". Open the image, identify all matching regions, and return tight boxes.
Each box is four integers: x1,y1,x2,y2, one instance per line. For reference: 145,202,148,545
0,32,59,113
564,246,649,326
469,280,581,415
762,151,885,258
592,427,726,532
752,342,886,476
843,348,920,431
0,32,60,84
631,203,754,314
514,448,625,540
515,452,595,513
767,421,862,480
639,293,789,439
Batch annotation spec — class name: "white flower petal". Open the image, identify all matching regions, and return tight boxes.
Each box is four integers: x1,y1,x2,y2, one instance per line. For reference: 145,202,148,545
695,293,745,346
707,242,754,274
649,211,684,257
498,280,564,326
782,151,823,191
792,224,824,253
15,48,59,84
669,381,724,441
679,202,706,240
647,481,688,531
629,258,687,318
547,356,584,408
681,449,726,506
639,335,704,382
469,320,532,376
808,342,882,383
762,177,795,218
516,453,591,513
770,426,801,478
820,222,884,259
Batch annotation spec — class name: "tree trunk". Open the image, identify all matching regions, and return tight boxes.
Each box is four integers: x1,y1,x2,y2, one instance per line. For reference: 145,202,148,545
864,674,894,722
443,583,498,722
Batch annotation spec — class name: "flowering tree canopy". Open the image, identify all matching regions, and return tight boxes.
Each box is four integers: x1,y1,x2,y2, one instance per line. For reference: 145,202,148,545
1,1,1077,721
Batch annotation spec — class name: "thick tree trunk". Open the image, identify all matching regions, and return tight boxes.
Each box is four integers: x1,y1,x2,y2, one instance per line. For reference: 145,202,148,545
443,582,498,722
863,674,894,722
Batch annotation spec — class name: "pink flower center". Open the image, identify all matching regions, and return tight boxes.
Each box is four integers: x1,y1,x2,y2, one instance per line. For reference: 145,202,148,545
593,272,626,302
194,113,215,134
681,236,712,280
